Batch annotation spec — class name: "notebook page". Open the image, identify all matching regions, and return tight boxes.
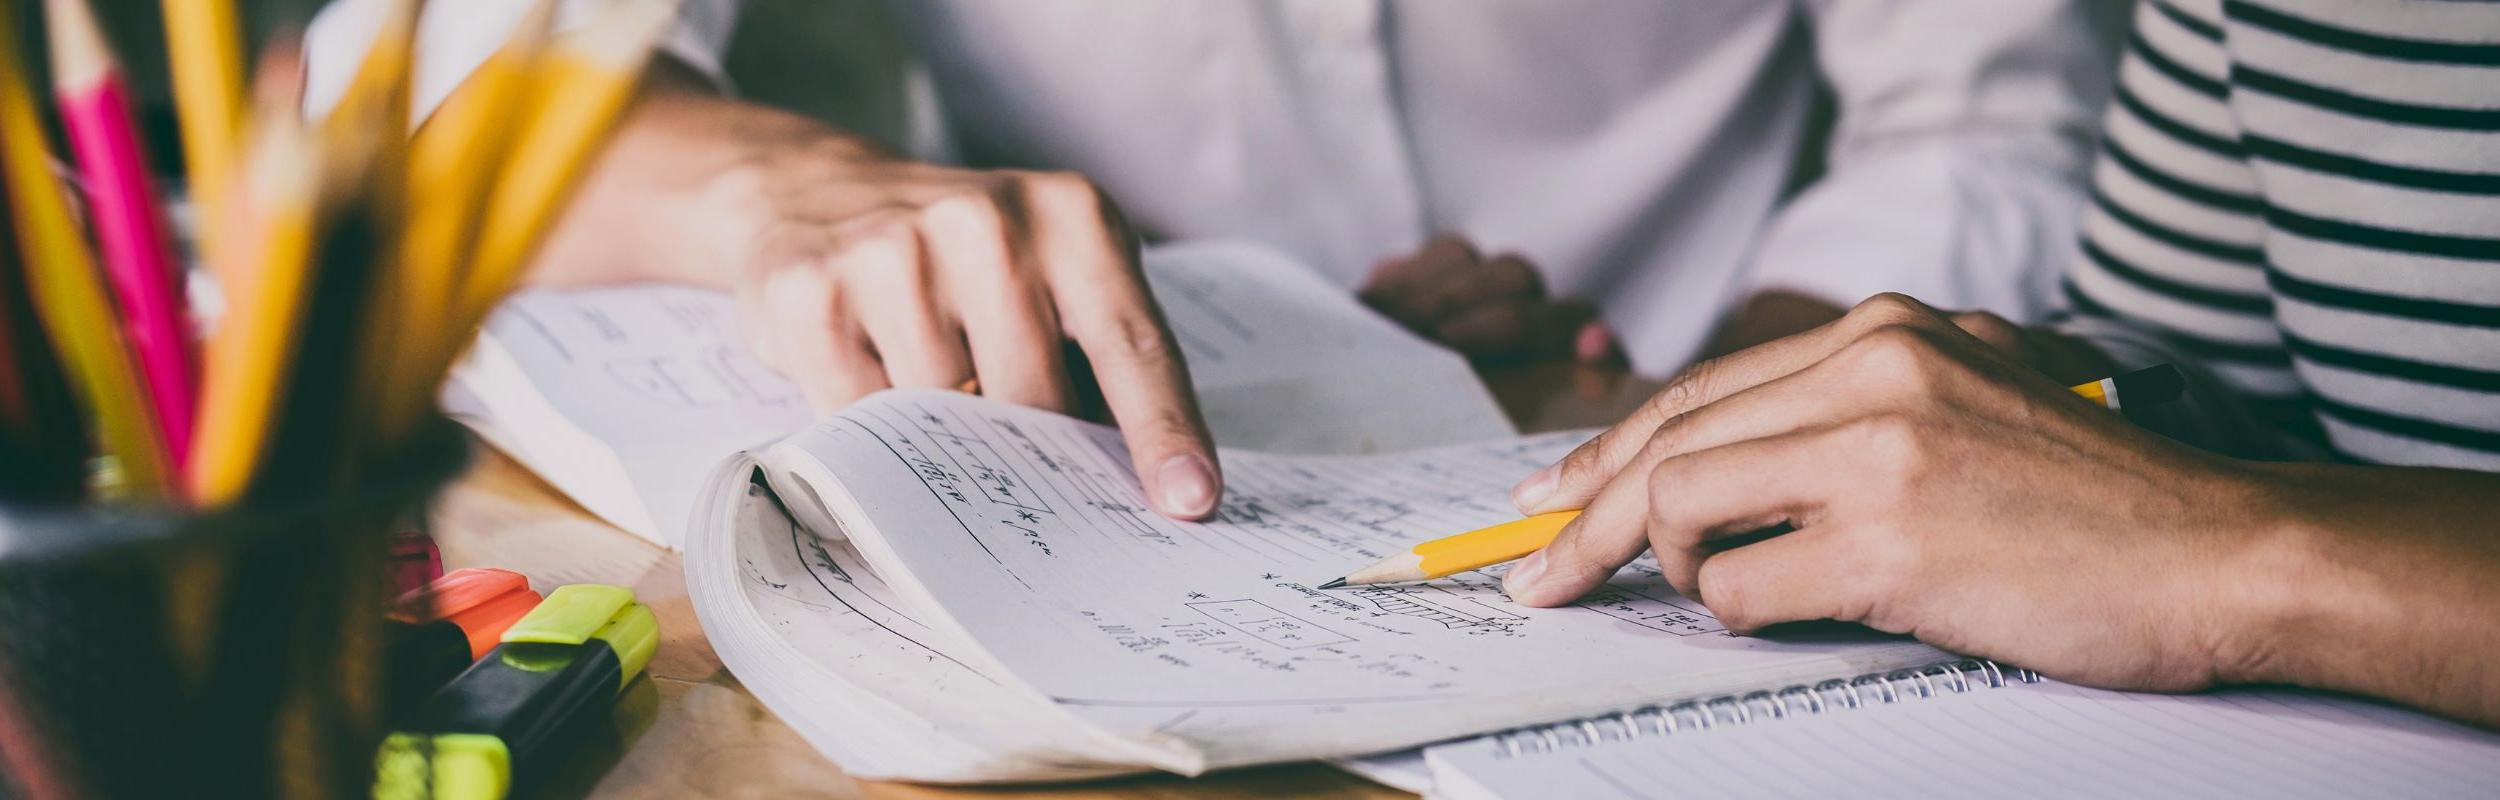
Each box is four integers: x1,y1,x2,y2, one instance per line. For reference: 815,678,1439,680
1423,681,2500,799
764,390,1948,766
682,465,1189,780
450,239,1509,545
456,285,811,543
1148,241,1515,453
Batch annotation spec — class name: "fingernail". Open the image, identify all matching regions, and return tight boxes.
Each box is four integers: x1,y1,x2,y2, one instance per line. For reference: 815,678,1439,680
1157,454,1218,517
1503,550,1549,598
1575,322,1614,362
1511,465,1558,512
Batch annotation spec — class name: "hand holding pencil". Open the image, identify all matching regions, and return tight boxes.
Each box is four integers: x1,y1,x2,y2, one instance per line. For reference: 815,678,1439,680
1320,363,2185,590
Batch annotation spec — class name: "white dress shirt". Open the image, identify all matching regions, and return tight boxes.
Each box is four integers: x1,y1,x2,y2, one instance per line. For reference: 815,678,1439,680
308,0,2118,374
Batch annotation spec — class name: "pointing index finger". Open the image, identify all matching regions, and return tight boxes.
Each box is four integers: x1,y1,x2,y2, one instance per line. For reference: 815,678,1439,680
1025,174,1222,519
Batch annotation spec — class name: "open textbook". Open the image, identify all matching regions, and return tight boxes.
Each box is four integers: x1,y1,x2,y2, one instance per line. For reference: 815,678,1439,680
448,240,1517,546
683,389,1954,781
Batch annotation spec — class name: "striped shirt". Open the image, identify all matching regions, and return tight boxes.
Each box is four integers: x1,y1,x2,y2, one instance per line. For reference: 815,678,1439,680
2056,0,2500,469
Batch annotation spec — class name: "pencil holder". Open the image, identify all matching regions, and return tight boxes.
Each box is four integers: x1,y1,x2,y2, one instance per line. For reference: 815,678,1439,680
0,419,470,800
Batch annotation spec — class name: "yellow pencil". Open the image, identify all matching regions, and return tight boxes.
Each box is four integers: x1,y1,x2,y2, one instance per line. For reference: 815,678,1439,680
452,0,676,329
161,0,246,254
375,0,555,439
1318,364,2188,589
186,115,333,507
0,4,172,501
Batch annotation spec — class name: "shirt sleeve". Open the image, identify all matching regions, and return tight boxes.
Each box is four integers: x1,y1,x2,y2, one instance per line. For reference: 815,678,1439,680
1740,1,2122,321
302,0,745,121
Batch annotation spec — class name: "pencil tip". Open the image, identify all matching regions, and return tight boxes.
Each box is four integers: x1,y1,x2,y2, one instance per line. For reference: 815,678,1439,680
1317,577,1347,591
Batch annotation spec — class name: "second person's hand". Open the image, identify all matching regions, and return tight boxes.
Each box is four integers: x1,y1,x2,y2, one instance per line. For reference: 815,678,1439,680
1498,294,2274,691
1359,235,1618,364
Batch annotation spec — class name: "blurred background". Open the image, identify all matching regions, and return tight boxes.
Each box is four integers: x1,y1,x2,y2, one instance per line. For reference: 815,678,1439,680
10,0,919,174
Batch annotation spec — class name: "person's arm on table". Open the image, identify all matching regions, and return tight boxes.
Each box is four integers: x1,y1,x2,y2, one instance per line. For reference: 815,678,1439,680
304,0,1224,519
1699,0,2123,358
1501,294,2500,727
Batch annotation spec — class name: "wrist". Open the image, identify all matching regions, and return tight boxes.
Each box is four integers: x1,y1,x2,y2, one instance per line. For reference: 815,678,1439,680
2195,461,2384,689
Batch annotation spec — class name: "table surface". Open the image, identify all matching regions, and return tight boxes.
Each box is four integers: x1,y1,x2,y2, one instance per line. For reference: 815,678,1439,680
428,361,1661,799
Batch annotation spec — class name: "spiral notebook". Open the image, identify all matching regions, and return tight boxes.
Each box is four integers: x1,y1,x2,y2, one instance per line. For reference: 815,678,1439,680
1421,661,2500,799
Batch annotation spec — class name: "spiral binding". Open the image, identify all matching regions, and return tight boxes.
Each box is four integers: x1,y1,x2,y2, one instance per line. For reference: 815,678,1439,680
1490,659,2040,757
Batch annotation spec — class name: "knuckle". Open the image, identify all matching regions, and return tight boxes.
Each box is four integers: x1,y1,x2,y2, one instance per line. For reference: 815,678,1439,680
1638,411,1694,462
756,261,836,309
1643,465,1693,540
699,162,775,219
1430,234,1481,261
919,191,1006,233
1654,358,1717,415
1843,325,1942,382
829,222,923,274
1556,441,1605,483
1488,255,1542,292
1100,311,1176,363
1020,170,1102,210
1695,557,1749,620
1850,413,1927,473
1949,310,2017,343
1846,292,1939,331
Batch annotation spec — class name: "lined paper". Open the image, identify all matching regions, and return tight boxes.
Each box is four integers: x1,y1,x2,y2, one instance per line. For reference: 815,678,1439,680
1425,680,2500,799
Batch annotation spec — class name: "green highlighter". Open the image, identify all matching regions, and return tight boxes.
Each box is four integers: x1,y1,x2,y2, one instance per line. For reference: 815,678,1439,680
374,584,658,800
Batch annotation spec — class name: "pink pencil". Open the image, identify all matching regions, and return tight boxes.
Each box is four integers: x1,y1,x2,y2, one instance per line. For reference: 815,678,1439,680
48,0,197,466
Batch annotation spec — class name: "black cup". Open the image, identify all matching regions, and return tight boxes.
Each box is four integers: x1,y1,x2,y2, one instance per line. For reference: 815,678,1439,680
0,420,470,799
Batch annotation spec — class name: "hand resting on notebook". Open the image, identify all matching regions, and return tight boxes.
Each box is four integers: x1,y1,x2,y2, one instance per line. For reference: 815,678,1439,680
522,62,1223,519
1502,293,2500,727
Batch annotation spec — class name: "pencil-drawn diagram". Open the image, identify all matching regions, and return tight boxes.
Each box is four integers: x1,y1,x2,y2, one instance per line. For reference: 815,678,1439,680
1187,599,1356,649
1350,584,1530,635
703,345,800,405
1576,584,1724,636
912,408,1053,515
601,346,800,410
605,357,708,408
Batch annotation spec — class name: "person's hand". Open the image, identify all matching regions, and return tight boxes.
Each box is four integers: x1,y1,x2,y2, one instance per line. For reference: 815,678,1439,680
1500,293,2280,691
530,69,1222,519
1358,235,1618,364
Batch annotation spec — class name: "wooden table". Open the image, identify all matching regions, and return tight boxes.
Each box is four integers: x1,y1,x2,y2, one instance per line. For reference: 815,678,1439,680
427,361,1661,799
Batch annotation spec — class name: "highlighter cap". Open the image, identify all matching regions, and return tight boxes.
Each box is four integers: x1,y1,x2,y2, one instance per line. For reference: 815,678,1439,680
394,567,542,658
374,732,510,800
502,584,629,645
503,583,652,687
594,601,658,685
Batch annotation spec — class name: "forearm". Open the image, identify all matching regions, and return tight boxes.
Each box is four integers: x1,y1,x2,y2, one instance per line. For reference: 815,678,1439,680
524,58,890,290
2221,463,2500,726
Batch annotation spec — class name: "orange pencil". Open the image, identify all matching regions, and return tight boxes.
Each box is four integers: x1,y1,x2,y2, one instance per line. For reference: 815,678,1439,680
48,0,198,466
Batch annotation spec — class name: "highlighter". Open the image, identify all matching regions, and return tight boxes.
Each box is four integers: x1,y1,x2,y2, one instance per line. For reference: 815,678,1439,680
374,584,657,800
384,568,542,721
